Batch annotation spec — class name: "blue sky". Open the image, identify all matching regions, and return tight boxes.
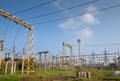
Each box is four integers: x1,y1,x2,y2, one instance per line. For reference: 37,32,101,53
0,0,120,56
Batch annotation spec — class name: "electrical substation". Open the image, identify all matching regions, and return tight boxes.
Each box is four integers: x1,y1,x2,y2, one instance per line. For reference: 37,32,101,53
0,0,120,81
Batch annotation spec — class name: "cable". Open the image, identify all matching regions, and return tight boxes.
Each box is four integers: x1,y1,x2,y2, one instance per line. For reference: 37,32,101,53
9,27,21,52
3,47,23,54
23,0,99,20
81,43,120,47
2,21,11,40
32,4,120,25
13,0,57,15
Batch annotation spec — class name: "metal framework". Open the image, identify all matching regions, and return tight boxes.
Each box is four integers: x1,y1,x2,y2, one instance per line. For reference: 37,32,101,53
37,51,49,70
73,50,120,69
4,47,18,75
52,55,59,69
61,42,74,70
0,9,34,74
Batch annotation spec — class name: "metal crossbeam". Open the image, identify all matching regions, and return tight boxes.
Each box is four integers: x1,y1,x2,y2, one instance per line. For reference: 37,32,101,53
0,9,33,30
63,42,72,48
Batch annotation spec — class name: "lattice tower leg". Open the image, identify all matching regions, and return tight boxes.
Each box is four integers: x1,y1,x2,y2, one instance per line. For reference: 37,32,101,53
22,29,34,74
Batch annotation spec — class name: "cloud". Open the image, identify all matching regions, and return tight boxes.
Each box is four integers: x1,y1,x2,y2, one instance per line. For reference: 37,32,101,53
52,0,68,11
52,0,72,13
58,5,100,40
75,27,93,39
59,13,100,30
81,5,100,25
81,13,100,25
59,18,81,30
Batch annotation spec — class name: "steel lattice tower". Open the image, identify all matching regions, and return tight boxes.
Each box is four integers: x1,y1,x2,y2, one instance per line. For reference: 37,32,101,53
0,9,34,74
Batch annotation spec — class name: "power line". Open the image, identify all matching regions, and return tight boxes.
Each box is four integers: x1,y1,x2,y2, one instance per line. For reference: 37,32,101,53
23,0,99,20
2,21,11,40
3,47,23,55
13,0,57,15
71,43,120,48
32,4,120,25
9,27,21,53
81,43,120,47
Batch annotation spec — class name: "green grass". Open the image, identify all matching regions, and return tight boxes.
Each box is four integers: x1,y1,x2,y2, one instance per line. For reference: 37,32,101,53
0,69,75,81
0,68,119,81
35,69,71,76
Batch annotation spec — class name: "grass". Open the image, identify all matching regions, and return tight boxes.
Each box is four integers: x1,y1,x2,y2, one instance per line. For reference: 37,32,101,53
0,68,119,81
0,69,75,81
35,69,71,76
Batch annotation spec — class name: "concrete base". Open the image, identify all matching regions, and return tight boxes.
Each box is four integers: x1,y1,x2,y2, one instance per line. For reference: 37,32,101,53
110,71,120,75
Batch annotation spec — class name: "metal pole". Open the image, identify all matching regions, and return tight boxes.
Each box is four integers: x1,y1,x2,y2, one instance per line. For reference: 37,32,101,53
45,53,46,71
13,61,16,74
39,54,42,68
11,60,14,75
5,61,8,74
104,49,108,67
0,40,3,68
77,39,82,70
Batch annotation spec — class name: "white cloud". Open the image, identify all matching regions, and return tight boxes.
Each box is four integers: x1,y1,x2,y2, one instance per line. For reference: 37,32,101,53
59,13,100,30
81,13,100,25
52,0,74,13
52,0,68,11
75,27,93,39
81,5,100,25
59,18,81,30
58,5,100,40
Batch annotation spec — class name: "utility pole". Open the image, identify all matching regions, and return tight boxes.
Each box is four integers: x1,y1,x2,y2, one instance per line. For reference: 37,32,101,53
0,40,3,68
52,55,55,69
52,55,59,69
77,39,82,70
48,54,51,69
104,49,108,67
44,53,47,71
56,55,59,69
39,53,42,68
91,51,96,68
60,52,62,69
